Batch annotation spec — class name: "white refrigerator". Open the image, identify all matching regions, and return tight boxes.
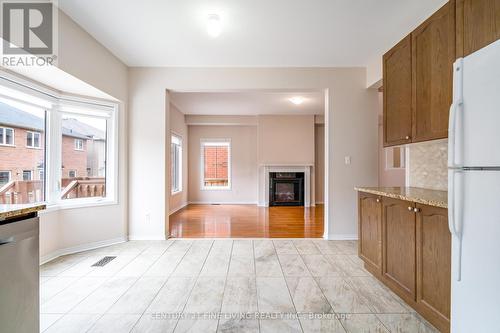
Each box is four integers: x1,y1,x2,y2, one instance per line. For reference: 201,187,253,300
448,39,500,332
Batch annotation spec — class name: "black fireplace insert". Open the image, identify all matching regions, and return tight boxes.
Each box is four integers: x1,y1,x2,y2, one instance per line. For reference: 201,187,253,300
269,172,304,206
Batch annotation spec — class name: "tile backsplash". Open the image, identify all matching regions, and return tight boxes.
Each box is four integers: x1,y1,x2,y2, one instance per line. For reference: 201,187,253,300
407,139,448,191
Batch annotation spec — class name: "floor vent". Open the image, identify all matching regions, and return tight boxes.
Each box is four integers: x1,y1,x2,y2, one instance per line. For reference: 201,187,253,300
91,256,116,267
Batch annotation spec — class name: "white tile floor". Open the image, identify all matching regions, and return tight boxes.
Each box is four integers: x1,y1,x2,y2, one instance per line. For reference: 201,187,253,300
40,239,439,333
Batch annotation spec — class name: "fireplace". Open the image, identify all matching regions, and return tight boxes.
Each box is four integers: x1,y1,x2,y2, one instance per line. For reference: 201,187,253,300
269,172,304,206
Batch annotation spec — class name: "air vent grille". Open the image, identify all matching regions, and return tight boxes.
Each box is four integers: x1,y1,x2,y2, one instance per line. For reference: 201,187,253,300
91,256,116,267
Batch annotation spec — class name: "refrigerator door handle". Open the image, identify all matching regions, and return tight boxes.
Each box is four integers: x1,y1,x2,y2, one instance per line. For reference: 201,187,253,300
448,170,463,281
448,59,464,168
448,102,458,168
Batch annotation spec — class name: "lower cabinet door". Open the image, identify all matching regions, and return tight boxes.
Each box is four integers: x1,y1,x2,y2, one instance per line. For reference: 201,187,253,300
416,204,451,333
382,198,416,301
358,193,382,273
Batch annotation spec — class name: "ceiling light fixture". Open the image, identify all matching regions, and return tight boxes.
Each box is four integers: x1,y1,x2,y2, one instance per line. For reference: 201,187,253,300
207,14,222,38
289,96,305,105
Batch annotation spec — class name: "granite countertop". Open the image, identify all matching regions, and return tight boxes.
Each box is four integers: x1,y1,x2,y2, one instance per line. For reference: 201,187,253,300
0,203,46,221
355,187,447,209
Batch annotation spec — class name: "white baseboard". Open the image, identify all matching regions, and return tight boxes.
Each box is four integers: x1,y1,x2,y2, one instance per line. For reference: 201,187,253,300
169,202,188,215
323,234,358,241
40,236,128,265
188,201,258,205
128,234,167,241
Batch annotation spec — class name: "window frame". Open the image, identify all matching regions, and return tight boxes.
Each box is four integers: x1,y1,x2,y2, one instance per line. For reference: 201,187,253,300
200,138,232,191
0,70,119,210
0,126,15,146
0,170,11,186
26,130,42,149
171,132,182,195
22,170,33,181
74,138,84,151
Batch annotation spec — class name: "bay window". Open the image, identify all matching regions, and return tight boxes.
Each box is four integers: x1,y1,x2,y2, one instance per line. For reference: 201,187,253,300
0,73,118,207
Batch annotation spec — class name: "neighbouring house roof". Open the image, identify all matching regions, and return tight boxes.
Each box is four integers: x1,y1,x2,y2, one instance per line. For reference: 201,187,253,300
0,101,44,131
61,118,106,141
0,101,105,140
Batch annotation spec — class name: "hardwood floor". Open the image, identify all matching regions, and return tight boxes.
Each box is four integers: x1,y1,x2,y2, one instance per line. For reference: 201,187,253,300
169,204,324,238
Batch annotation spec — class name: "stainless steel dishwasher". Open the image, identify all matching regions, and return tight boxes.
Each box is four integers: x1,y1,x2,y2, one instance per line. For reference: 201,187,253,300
0,215,39,333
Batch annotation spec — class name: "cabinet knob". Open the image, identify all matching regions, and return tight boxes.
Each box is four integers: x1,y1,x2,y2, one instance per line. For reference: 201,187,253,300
408,206,413,211
405,135,411,140
414,208,421,213
376,198,381,203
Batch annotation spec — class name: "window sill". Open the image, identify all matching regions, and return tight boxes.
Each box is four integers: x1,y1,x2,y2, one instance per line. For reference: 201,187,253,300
40,198,118,215
201,187,232,191
171,190,183,196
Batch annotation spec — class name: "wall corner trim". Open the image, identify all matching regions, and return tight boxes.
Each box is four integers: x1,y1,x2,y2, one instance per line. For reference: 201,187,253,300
324,233,358,241
40,236,128,265
169,202,188,215
128,234,168,241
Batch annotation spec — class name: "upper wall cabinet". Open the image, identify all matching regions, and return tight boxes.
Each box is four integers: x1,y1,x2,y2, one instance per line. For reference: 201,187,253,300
383,1,455,147
412,1,455,143
383,36,413,146
456,0,500,57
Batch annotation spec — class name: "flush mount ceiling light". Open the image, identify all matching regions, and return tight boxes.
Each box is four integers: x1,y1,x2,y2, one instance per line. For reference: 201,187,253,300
289,96,305,105
207,14,222,38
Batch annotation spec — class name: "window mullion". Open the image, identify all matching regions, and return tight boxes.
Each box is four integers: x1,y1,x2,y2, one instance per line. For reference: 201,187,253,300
46,108,62,205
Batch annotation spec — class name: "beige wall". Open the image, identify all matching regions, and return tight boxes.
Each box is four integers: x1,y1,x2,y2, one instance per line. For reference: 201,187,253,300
315,124,325,203
128,67,379,240
39,10,129,260
187,125,258,204
185,115,258,126
378,124,406,187
258,115,315,165
377,95,405,187
168,104,188,214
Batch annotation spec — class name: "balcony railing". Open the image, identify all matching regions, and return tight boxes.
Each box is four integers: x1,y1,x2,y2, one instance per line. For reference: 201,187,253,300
60,177,105,200
204,178,229,187
0,177,105,204
0,180,43,204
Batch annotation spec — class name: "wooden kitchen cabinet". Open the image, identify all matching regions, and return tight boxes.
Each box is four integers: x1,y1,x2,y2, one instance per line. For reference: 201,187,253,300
457,0,500,57
358,193,382,274
383,35,413,147
412,1,455,143
383,1,455,146
358,193,451,332
382,198,416,301
416,204,451,333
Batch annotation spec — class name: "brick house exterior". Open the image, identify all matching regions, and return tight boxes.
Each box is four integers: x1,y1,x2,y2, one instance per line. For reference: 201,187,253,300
0,126,45,184
0,102,104,187
61,134,88,178
203,145,229,186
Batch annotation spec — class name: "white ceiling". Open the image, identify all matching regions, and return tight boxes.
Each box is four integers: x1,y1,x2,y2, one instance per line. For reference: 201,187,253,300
170,91,324,115
59,0,447,67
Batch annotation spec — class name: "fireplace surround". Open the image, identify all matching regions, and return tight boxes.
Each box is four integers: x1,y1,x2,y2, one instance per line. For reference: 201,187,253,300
258,165,312,207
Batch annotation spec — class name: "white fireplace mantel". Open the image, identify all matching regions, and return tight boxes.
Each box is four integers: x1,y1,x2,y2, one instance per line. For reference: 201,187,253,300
258,164,312,207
